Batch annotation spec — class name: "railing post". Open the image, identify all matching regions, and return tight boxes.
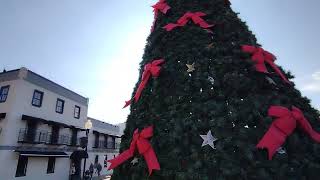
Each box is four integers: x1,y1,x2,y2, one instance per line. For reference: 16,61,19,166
38,132,41,143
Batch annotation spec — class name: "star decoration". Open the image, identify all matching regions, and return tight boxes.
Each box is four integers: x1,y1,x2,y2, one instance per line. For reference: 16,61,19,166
186,63,195,73
277,147,286,155
131,158,139,165
208,76,215,85
200,130,218,149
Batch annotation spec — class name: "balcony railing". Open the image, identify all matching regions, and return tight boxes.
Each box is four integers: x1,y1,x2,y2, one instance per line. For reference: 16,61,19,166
93,140,119,150
18,129,79,146
18,129,48,144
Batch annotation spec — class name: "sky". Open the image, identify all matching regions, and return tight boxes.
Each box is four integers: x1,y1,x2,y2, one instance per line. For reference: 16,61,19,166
0,0,319,125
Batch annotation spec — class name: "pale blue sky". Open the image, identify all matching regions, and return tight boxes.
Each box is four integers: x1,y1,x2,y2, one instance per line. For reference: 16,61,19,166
0,0,319,124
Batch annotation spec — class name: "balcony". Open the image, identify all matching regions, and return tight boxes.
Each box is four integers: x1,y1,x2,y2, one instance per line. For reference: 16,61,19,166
93,140,119,150
45,133,72,145
18,129,48,144
18,129,80,146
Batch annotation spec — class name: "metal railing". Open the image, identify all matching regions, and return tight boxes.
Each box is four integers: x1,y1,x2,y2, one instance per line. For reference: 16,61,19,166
18,129,79,146
18,129,48,144
93,140,119,149
18,129,117,149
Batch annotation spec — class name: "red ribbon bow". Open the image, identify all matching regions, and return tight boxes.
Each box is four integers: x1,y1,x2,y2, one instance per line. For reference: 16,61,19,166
257,106,320,160
163,12,214,31
241,45,290,84
124,59,165,108
151,0,171,32
108,126,160,175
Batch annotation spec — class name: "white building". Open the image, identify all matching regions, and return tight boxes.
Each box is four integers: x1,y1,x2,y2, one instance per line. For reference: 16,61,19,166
0,67,120,180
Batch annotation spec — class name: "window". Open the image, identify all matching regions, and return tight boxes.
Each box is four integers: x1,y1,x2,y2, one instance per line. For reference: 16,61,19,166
32,90,44,107
71,129,78,146
74,105,81,119
26,121,37,143
15,155,28,177
0,85,10,103
51,126,60,144
55,99,64,114
107,136,115,149
47,157,56,174
93,132,99,148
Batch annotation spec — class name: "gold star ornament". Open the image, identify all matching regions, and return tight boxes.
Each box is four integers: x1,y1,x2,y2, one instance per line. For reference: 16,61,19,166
186,63,195,73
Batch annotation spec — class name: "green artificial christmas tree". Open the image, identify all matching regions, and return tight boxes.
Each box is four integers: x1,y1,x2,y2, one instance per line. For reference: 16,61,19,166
109,0,320,179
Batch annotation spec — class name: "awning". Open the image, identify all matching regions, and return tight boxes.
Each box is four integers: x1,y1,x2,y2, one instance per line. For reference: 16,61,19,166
21,115,69,128
70,150,88,160
104,133,122,138
14,150,69,158
94,130,121,138
21,115,84,130
0,113,6,120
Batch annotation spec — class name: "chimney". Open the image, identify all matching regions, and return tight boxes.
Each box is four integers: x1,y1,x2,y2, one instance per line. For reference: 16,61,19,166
18,67,28,79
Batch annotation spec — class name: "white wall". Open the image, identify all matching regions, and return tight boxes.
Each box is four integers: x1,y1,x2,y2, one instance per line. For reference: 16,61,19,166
15,79,88,129
0,74,89,180
0,80,20,144
0,150,70,180
1,77,88,146
0,69,119,179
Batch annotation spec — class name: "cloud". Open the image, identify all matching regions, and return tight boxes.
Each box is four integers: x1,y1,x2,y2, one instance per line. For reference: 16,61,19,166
312,71,320,81
301,83,320,92
301,71,320,93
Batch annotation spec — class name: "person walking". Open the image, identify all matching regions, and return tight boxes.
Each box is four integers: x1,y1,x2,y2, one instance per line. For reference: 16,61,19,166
89,163,94,179
96,163,102,177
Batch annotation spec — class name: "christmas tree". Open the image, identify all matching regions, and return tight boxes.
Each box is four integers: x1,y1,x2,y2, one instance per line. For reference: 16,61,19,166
109,0,320,179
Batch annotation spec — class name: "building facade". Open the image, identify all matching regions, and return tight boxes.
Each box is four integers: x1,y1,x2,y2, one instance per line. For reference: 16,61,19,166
0,67,120,180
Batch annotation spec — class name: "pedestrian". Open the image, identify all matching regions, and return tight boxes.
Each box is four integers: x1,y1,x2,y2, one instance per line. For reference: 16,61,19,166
96,163,102,176
89,163,94,179
70,163,77,180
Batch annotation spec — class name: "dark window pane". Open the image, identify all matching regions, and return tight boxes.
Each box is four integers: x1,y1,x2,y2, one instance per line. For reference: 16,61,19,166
55,99,64,114
0,86,10,102
15,156,28,177
74,106,80,119
47,157,55,174
32,99,39,105
32,90,43,107
35,93,40,99
3,89,8,94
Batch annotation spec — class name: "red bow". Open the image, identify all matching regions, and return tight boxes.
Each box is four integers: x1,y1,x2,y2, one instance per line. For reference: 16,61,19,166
124,59,165,108
151,0,171,32
108,126,160,175
257,106,320,160
163,12,214,31
241,45,290,84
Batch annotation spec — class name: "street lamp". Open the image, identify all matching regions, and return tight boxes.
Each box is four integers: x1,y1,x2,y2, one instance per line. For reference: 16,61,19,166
82,119,92,179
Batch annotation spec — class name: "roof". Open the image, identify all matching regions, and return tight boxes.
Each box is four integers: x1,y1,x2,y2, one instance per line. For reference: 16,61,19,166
88,117,120,136
0,67,88,106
